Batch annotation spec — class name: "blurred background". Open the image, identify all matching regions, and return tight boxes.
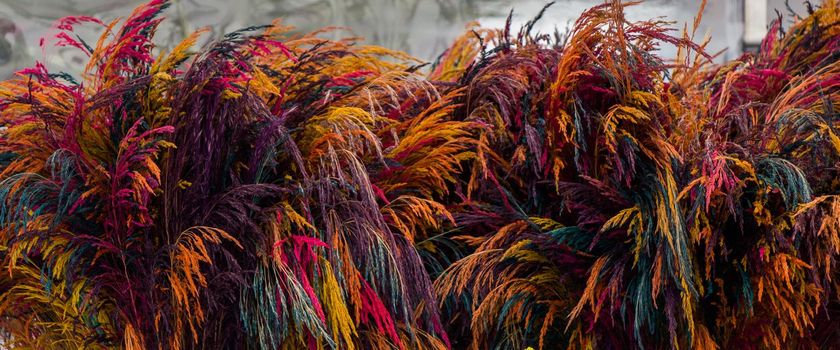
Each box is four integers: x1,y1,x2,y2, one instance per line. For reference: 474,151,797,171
0,0,816,78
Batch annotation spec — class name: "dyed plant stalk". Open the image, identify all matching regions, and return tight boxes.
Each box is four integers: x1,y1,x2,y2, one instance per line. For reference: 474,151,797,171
0,0,839,349
0,0,457,348
432,2,708,348
431,0,840,349
679,1,840,347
